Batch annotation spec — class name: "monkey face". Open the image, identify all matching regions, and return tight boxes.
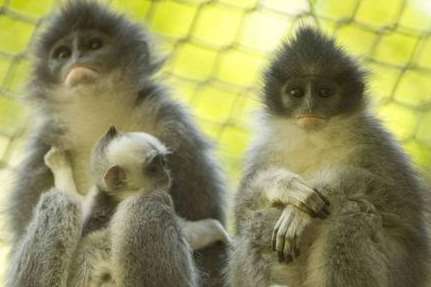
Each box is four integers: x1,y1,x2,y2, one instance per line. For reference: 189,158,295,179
279,76,342,129
48,30,115,87
264,27,366,130
32,1,161,92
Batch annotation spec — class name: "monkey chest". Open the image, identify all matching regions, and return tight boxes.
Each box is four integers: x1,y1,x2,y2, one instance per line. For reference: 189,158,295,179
54,90,161,194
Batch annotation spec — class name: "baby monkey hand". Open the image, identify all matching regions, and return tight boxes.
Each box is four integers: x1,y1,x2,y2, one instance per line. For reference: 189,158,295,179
44,147,82,200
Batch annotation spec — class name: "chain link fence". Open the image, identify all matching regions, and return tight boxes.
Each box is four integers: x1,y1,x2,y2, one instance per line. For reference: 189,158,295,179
0,0,431,281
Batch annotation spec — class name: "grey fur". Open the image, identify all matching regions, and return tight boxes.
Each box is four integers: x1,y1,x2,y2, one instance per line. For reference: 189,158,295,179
227,27,431,287
6,1,227,286
46,130,229,287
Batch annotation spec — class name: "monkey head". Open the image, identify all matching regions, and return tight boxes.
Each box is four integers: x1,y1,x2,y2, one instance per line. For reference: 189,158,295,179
31,1,161,94
91,126,171,200
263,27,367,130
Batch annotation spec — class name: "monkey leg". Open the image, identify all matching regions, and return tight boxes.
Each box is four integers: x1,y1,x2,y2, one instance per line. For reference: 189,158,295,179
227,236,272,287
227,208,282,287
305,199,391,287
110,191,199,287
6,189,82,287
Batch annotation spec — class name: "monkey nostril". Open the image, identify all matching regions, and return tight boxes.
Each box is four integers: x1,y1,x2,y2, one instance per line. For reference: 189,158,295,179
318,88,333,98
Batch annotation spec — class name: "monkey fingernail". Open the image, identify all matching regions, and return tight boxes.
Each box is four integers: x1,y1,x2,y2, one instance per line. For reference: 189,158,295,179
278,251,284,263
285,255,293,264
272,227,281,251
314,188,330,206
317,207,330,219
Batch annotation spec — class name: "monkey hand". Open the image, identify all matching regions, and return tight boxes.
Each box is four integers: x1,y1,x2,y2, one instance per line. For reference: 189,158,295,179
44,146,70,172
272,205,311,263
259,168,330,219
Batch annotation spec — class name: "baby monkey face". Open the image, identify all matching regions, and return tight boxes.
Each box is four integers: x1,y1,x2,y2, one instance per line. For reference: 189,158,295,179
92,127,171,201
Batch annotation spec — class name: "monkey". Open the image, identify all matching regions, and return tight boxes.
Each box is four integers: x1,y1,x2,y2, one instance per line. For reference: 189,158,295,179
6,1,228,286
41,126,231,287
227,27,431,287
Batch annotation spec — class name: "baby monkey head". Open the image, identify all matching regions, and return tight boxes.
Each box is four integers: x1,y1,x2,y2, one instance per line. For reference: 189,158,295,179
32,0,161,90
91,126,171,201
264,27,367,130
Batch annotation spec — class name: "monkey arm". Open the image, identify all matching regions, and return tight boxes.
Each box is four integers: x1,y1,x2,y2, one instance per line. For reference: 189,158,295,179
44,147,82,200
154,107,228,287
6,190,82,287
252,168,330,218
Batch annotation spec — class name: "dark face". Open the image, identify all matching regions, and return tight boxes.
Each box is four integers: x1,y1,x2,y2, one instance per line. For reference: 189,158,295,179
48,29,116,86
264,27,366,130
31,1,161,93
276,75,348,129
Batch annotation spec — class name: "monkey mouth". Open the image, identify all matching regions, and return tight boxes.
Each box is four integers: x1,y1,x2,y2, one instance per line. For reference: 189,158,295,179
64,65,99,87
296,114,327,129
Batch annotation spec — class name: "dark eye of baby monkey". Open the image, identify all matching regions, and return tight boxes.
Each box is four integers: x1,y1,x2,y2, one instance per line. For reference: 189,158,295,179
89,38,103,50
145,154,167,176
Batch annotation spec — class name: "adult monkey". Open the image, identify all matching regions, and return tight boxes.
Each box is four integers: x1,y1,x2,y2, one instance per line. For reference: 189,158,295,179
6,1,227,286
228,27,430,287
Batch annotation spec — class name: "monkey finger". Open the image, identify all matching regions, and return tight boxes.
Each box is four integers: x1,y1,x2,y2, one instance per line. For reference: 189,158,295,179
273,209,293,253
275,216,289,253
314,188,330,206
290,180,327,215
272,208,288,250
315,205,330,219
283,234,294,262
272,215,283,251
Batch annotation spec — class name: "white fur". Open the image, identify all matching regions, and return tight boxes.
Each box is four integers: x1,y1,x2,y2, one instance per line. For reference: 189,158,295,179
254,113,358,179
106,132,168,168
46,72,159,194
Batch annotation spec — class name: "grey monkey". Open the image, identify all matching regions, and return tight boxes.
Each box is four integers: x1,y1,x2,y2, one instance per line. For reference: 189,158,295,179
227,27,431,287
6,1,227,286
42,127,230,287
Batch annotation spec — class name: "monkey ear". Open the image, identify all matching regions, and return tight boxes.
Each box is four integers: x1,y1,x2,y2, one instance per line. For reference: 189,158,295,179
103,165,127,190
96,126,119,151
105,126,119,139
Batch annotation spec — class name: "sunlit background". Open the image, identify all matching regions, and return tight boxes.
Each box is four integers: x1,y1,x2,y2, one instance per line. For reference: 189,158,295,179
0,0,431,283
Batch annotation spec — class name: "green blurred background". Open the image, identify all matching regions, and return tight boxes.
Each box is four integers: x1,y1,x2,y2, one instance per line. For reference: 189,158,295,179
0,0,430,282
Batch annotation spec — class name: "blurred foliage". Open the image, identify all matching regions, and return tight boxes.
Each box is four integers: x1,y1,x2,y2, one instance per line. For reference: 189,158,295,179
0,0,431,282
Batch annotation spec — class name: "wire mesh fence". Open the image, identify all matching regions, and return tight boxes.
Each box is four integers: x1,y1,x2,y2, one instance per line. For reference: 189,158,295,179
0,0,431,264
1,0,431,180
0,0,431,279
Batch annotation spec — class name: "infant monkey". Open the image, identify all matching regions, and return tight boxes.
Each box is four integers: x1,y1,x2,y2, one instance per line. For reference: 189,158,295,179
44,126,230,286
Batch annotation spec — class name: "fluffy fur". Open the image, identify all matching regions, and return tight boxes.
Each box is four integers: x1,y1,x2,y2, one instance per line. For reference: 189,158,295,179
227,27,431,287
6,1,227,286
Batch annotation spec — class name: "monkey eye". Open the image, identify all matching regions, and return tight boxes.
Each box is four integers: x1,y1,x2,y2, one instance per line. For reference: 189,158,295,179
146,154,167,175
284,87,304,98
53,46,72,60
318,87,334,98
89,38,103,50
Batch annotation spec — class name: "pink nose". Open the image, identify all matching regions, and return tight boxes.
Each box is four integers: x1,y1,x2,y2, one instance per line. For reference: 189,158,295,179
64,66,99,87
296,116,326,129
